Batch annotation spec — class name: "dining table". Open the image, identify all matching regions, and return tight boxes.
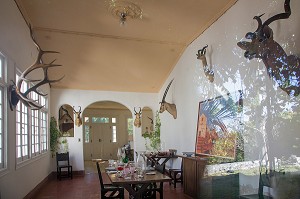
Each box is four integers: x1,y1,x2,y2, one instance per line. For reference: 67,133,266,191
106,169,171,199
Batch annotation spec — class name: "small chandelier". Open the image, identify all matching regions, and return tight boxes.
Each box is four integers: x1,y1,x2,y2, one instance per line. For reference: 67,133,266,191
109,0,143,26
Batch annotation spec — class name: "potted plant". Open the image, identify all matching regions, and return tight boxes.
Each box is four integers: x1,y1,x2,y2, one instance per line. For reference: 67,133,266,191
50,116,61,156
50,116,69,156
142,111,161,151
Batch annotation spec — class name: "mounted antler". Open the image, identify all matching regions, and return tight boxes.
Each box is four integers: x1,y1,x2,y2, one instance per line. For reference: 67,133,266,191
134,107,142,127
196,45,214,82
73,106,82,127
237,0,300,96
159,79,177,119
9,25,64,110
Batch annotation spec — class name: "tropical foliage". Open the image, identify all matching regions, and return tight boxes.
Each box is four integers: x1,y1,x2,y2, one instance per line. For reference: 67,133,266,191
142,111,161,151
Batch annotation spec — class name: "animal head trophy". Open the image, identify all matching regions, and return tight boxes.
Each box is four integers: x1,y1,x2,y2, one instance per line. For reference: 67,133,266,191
73,106,82,127
9,25,64,110
196,45,214,82
159,79,177,119
134,107,142,128
237,0,300,96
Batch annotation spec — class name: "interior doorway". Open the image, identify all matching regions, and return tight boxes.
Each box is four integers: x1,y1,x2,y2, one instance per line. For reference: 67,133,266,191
82,101,133,173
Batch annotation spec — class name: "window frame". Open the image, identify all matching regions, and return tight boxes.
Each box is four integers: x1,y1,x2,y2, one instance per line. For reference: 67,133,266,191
0,52,7,172
15,70,49,166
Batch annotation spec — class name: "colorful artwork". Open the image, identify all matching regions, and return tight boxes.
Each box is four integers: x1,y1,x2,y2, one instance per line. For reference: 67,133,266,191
195,91,243,159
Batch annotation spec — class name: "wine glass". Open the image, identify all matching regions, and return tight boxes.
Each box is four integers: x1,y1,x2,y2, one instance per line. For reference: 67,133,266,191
117,165,124,177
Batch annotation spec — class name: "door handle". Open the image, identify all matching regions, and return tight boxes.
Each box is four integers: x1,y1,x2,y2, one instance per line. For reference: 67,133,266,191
99,139,102,142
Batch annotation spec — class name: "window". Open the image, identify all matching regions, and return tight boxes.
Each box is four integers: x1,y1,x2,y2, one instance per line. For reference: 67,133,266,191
92,117,109,123
0,53,6,169
84,125,90,143
127,118,133,136
31,109,39,156
112,125,117,143
16,73,49,164
84,117,89,123
16,76,29,162
112,117,116,123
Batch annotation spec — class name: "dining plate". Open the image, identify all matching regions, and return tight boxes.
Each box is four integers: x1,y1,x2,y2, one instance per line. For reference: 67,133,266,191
107,170,117,174
105,167,116,171
146,172,156,175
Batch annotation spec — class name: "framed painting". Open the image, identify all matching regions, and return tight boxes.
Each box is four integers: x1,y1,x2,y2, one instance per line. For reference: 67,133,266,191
195,91,243,159
59,104,74,137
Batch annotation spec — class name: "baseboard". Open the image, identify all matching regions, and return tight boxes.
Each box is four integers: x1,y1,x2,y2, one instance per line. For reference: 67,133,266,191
24,170,85,199
23,172,55,199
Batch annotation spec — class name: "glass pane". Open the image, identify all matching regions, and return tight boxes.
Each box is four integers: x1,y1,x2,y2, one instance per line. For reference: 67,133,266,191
92,117,109,123
112,118,116,123
112,126,117,143
127,118,133,135
84,117,89,123
84,125,90,143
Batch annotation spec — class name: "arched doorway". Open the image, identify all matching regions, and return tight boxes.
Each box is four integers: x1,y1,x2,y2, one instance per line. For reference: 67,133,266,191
82,101,132,172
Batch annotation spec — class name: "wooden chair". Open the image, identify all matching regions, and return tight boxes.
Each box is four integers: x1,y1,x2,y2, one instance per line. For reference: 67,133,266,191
56,152,73,180
142,163,165,199
96,161,124,199
167,160,183,188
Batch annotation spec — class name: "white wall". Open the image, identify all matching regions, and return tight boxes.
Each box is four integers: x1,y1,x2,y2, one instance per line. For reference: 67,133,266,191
159,0,300,168
50,88,158,170
0,0,52,198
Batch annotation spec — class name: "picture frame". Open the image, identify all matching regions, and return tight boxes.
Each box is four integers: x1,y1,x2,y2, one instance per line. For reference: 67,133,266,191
195,91,243,159
59,104,75,137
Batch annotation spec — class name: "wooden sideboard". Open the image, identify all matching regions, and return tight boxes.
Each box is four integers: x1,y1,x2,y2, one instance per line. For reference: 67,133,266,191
182,156,207,198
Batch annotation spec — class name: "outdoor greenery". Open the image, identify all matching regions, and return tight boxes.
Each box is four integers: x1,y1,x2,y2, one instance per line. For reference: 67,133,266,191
50,116,62,155
142,111,161,151
50,116,69,155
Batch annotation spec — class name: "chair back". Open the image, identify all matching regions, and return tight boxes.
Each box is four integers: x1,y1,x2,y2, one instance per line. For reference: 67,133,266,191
56,152,70,166
96,161,105,189
155,163,165,174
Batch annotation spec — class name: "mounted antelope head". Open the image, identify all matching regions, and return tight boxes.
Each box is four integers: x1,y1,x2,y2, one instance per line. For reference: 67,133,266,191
8,25,63,110
237,0,300,96
159,79,177,119
134,107,142,128
196,45,214,82
73,106,82,127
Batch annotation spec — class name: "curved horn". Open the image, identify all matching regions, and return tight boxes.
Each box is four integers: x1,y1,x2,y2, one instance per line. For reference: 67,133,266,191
253,13,264,32
162,79,174,102
139,107,142,114
262,0,291,28
134,107,137,114
78,106,81,113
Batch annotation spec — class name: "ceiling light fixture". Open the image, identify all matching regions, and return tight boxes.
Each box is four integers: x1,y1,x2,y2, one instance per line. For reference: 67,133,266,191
109,0,142,26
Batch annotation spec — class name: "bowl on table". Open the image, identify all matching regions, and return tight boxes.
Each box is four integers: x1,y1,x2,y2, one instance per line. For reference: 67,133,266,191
182,152,194,157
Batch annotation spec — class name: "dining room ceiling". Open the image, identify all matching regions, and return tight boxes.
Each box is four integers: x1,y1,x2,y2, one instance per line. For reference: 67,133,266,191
16,0,237,93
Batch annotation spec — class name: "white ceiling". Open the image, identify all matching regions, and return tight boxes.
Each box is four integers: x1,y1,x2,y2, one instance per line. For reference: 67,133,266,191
16,0,237,93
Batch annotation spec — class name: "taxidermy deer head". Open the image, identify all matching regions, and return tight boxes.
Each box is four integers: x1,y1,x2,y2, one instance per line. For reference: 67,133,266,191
9,25,64,110
159,79,177,119
237,0,300,96
73,106,82,127
196,45,214,82
134,107,142,128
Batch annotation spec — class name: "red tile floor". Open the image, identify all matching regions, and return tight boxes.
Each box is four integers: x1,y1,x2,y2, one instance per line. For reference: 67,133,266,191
33,161,192,199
